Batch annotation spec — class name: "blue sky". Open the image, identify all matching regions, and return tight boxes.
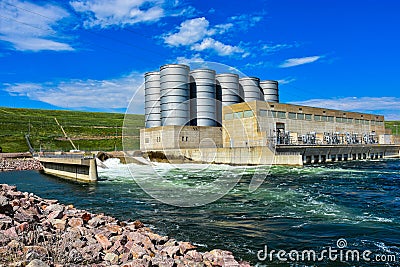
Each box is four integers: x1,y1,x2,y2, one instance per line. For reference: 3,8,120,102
0,0,399,119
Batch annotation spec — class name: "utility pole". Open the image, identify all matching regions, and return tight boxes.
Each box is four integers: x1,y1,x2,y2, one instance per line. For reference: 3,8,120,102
114,124,118,151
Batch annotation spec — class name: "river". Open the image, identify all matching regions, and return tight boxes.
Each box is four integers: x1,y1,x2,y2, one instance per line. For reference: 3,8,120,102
1,159,399,265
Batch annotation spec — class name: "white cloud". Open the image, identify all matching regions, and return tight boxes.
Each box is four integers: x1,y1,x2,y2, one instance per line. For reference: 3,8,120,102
0,0,74,51
176,53,204,65
163,17,246,57
229,13,264,30
164,17,211,46
3,72,144,111
191,38,244,56
70,0,165,28
277,77,296,85
291,97,400,120
262,43,295,54
279,56,322,68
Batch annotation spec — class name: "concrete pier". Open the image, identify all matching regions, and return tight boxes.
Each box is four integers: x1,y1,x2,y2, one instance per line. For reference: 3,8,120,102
38,155,97,182
142,144,400,166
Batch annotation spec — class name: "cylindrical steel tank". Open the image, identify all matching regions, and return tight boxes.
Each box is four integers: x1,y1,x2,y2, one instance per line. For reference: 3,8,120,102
216,73,241,105
239,77,263,102
260,80,279,103
160,64,190,126
190,69,216,126
144,71,161,128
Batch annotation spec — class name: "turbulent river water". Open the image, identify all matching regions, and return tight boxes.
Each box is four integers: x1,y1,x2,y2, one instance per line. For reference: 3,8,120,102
0,159,399,266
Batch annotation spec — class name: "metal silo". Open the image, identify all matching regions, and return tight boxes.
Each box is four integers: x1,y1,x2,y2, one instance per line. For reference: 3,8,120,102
190,69,216,127
160,64,190,126
144,71,161,128
260,80,279,103
216,73,241,106
239,77,263,102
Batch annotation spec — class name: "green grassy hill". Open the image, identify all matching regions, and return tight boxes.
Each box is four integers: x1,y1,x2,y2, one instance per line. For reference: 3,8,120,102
0,107,398,153
0,107,144,153
385,121,400,136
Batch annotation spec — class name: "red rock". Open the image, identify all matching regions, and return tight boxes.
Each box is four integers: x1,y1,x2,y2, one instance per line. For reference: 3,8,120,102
50,219,66,231
121,259,149,267
203,250,239,267
151,254,175,267
161,245,180,257
81,212,91,223
48,210,63,220
119,252,132,263
106,224,122,235
178,241,196,254
133,220,144,229
3,226,18,239
146,232,169,245
95,233,112,250
68,217,83,228
184,250,203,262
130,244,147,259
16,221,30,233
104,252,119,264
88,215,106,227
0,214,12,230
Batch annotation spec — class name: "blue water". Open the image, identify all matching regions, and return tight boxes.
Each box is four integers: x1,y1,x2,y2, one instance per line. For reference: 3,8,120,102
0,159,399,266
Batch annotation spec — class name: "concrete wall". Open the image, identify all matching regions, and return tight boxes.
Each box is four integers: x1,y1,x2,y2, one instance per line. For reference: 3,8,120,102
222,101,387,147
38,157,97,182
146,144,399,166
140,126,222,151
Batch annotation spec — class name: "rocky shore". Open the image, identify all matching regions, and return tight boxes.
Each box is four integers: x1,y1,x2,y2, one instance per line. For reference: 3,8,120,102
0,158,42,172
0,184,251,267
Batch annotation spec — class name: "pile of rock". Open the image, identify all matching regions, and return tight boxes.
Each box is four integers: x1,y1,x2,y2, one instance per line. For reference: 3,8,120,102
0,158,42,172
0,184,251,266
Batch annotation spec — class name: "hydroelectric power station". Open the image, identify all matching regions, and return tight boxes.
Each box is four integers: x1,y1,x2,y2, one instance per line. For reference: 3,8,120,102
140,64,400,166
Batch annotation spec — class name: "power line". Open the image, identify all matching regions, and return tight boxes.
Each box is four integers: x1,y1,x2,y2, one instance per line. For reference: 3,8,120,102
1,1,165,63
0,14,160,64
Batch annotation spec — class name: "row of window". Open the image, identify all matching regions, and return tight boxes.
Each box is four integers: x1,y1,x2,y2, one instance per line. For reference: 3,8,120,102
224,110,254,120
224,109,384,126
43,162,89,175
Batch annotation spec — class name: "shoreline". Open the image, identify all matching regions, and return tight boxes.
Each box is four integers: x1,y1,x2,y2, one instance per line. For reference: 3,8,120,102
0,183,251,266
0,158,42,172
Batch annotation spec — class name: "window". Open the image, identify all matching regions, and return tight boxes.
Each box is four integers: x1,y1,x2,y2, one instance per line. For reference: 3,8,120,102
277,111,286,119
243,110,253,118
145,138,150,144
315,115,322,121
234,111,243,119
336,117,343,123
224,113,233,120
305,114,312,121
321,116,328,122
288,112,297,120
259,109,269,117
297,113,305,120
327,116,334,122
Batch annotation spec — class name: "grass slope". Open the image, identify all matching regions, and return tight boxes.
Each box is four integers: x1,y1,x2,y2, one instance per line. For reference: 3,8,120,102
385,121,400,136
0,107,144,153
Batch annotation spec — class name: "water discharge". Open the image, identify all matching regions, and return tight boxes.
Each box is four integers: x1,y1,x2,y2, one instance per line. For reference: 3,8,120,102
0,159,399,265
